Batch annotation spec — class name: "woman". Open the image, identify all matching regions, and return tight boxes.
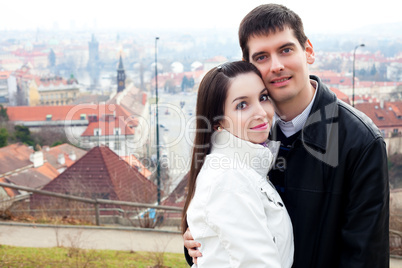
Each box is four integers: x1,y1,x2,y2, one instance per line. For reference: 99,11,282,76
182,61,294,267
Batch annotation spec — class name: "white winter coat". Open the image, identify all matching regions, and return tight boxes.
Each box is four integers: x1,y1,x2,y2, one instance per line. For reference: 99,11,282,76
187,130,294,268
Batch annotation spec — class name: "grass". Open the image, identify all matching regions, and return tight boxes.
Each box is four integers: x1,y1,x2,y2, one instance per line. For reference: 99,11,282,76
0,245,189,268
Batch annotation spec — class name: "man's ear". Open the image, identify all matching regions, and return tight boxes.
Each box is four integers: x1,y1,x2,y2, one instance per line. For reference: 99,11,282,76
305,39,315,64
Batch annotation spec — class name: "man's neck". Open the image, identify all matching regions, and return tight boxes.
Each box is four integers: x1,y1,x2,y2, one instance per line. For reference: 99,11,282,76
275,80,316,122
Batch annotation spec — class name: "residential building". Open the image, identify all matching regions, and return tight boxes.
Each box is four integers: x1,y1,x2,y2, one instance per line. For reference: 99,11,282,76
355,101,402,138
7,103,139,156
11,63,36,106
0,71,12,104
203,56,227,72
0,52,23,71
35,75,80,106
41,144,87,173
0,143,59,208
30,146,158,216
0,143,86,207
13,47,49,69
80,112,138,156
161,173,187,223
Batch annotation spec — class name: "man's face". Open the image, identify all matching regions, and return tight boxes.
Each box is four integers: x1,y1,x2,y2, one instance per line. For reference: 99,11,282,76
247,28,315,112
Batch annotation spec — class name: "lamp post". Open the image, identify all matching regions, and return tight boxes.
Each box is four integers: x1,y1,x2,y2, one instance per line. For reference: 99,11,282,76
155,37,161,204
352,43,365,107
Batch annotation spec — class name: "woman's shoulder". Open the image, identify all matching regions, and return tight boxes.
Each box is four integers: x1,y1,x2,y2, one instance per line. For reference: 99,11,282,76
198,154,260,191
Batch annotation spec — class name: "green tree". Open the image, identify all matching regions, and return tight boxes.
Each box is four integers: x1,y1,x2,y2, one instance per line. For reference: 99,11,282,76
0,105,9,121
14,125,34,146
181,76,189,92
0,128,8,147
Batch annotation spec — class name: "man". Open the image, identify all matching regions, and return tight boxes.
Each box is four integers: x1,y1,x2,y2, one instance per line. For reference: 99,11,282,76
184,4,389,268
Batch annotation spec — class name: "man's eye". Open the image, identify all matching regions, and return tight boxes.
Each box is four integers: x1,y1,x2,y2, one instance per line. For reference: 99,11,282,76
256,55,266,62
236,102,247,110
283,48,292,53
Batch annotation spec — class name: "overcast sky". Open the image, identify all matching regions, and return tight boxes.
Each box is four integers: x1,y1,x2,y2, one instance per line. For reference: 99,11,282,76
2,0,401,34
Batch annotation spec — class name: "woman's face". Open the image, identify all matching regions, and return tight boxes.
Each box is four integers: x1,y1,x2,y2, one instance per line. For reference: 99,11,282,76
220,72,275,144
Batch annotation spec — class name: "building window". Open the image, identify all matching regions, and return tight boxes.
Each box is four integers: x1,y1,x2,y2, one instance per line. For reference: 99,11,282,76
94,128,101,136
391,129,400,137
114,128,121,135
114,141,121,150
46,114,52,121
80,114,86,120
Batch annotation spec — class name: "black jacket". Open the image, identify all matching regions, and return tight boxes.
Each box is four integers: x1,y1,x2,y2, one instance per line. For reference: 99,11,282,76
269,75,389,268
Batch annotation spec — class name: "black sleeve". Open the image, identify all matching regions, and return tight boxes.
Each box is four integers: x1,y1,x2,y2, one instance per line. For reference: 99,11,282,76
184,246,193,267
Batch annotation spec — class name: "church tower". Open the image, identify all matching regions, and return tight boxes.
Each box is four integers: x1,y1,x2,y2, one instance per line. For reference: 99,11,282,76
117,54,126,93
88,34,100,89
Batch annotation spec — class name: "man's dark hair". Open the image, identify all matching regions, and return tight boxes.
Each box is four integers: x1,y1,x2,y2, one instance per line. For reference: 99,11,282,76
239,4,308,61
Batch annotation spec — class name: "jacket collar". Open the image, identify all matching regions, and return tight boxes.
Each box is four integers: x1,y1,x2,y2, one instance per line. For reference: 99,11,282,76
301,75,339,152
211,129,279,177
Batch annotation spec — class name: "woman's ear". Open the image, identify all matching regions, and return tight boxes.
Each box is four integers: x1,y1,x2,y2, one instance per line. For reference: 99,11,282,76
305,39,315,65
214,124,223,131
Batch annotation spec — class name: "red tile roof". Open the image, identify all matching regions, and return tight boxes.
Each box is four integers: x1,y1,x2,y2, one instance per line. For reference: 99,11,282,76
161,174,188,219
81,116,136,136
204,56,228,63
5,162,59,189
0,71,12,80
31,146,158,207
121,155,152,178
330,87,350,104
7,104,133,122
0,177,19,198
42,144,87,170
35,76,68,88
0,143,34,174
355,101,402,128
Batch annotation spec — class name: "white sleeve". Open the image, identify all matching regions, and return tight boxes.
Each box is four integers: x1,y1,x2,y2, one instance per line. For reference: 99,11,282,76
204,169,282,268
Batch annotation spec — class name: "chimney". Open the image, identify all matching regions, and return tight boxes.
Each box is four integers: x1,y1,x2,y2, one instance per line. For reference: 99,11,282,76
31,151,44,168
380,99,384,109
58,154,65,165
69,151,76,161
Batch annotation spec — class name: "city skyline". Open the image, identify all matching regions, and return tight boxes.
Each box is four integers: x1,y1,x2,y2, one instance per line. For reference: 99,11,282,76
2,0,402,35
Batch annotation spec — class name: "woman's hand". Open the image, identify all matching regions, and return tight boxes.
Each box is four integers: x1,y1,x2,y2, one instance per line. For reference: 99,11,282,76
183,228,202,264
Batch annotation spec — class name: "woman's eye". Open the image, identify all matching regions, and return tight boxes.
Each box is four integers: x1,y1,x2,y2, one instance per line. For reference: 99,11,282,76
236,102,247,110
260,94,269,102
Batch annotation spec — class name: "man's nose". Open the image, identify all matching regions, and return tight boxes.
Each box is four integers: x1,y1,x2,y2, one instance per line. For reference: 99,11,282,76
270,55,284,73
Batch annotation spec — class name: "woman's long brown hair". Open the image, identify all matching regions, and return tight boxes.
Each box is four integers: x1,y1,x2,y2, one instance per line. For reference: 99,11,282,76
181,61,263,233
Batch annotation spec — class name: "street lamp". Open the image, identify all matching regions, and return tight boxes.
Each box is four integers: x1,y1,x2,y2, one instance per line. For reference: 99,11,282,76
352,43,365,107
155,37,161,205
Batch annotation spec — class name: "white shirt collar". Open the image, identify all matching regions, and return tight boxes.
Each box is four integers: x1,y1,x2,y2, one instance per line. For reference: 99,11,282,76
274,79,318,138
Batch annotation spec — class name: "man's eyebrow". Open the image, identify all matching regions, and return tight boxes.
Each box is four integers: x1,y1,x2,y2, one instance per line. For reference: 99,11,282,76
278,42,296,50
251,42,296,59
